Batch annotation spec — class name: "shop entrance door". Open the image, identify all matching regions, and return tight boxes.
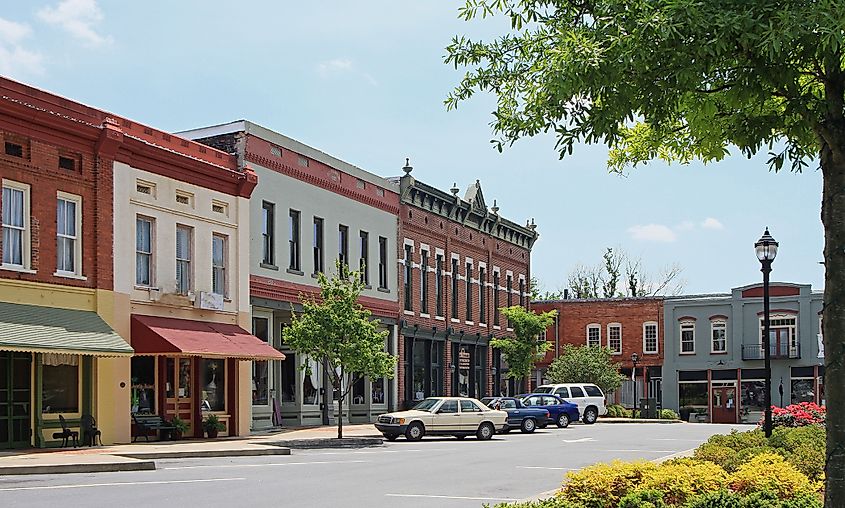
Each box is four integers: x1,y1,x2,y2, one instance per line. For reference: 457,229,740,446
0,352,31,449
164,357,194,435
711,386,737,423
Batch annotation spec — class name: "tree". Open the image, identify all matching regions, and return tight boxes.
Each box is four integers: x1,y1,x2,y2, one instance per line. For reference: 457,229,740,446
546,345,623,395
283,264,396,439
445,2,844,501
567,247,684,298
492,306,556,391
530,275,565,301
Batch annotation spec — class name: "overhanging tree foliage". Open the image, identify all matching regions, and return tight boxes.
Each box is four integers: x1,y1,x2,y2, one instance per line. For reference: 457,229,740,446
446,2,844,503
492,306,556,391
546,345,623,395
283,264,396,439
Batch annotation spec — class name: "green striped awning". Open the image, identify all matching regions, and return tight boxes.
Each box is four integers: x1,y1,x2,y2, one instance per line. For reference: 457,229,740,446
0,302,133,356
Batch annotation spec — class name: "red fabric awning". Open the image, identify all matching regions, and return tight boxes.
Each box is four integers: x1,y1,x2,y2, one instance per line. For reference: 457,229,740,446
131,315,285,360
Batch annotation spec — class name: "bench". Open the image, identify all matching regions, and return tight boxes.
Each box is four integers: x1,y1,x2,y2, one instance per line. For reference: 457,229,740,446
132,413,177,442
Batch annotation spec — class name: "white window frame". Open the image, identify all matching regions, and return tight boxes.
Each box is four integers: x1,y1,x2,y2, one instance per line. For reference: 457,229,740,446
135,215,155,287
586,324,601,347
710,320,727,353
1,180,31,271
607,323,622,355
759,312,798,356
212,233,228,297
55,192,83,278
643,322,658,354
175,224,193,295
680,321,696,354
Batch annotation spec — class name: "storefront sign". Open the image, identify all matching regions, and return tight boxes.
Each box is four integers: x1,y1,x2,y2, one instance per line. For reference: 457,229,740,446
458,348,471,370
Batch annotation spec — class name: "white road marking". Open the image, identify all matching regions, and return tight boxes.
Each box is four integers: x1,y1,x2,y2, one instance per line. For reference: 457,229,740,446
600,449,677,453
310,449,426,456
652,438,705,441
386,493,519,502
161,460,369,470
0,478,245,492
562,438,594,443
517,466,575,471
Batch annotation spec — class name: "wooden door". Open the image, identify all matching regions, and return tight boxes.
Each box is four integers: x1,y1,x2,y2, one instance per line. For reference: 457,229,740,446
711,386,737,423
164,357,194,435
0,352,31,448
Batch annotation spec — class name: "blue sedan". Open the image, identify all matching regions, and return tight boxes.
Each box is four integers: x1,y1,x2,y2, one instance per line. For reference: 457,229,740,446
480,397,550,433
517,393,580,428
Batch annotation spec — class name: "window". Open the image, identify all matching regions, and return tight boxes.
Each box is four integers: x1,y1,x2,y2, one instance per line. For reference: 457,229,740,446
506,274,513,327
359,231,369,285
58,156,76,171
791,378,815,404
439,400,458,413
608,323,622,354
587,324,601,347
465,262,472,321
741,380,766,412
4,142,23,158
460,399,481,412
570,386,585,398
435,254,444,317
288,210,301,271
479,266,486,324
493,271,500,326
711,320,727,353
420,250,428,313
451,258,459,319
554,387,570,398
56,195,80,275
680,322,696,354
378,236,388,289
1,182,28,267
761,314,798,357
211,201,227,215
297,155,309,167
42,354,79,413
131,357,156,414
338,225,349,275
261,202,275,266
200,359,226,412
175,191,193,207
519,278,525,307
313,218,324,275
252,317,270,406
404,244,413,311
212,234,227,297
679,382,708,407
136,216,154,286
175,225,192,295
644,322,658,354
584,385,603,397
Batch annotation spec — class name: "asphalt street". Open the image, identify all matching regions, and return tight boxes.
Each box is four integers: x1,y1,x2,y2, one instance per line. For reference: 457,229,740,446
0,422,747,508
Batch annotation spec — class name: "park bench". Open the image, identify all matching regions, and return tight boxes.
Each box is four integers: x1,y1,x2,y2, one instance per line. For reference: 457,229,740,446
131,413,176,442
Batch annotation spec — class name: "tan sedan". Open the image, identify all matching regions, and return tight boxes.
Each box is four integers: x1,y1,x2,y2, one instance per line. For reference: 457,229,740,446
374,397,508,441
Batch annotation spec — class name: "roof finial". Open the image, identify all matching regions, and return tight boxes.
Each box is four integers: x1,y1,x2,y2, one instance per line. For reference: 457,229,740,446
450,183,459,197
402,158,413,175
491,199,499,214
529,218,537,231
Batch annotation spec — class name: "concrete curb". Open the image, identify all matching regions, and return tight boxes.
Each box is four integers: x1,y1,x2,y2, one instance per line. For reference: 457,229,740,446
270,437,384,449
598,419,682,424
116,447,291,459
0,460,156,476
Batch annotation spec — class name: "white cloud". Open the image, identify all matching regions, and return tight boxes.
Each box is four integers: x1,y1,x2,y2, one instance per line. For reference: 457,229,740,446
627,224,677,243
37,0,111,46
701,217,725,230
317,58,378,86
0,17,44,77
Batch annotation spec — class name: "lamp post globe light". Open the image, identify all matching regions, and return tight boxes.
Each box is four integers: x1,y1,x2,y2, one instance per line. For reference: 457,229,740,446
755,228,778,438
631,352,640,418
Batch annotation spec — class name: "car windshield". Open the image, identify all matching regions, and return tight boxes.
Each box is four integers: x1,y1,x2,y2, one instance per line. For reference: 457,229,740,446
411,398,441,412
534,386,554,394
480,398,495,406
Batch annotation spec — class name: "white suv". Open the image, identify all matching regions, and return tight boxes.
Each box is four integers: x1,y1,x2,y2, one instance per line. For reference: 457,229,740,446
534,383,607,424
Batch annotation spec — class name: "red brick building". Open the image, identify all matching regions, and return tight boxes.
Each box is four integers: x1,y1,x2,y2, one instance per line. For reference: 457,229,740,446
532,297,665,407
395,162,537,408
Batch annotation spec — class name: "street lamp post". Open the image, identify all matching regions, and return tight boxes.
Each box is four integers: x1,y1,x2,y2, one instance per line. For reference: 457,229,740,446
631,352,640,419
755,228,778,438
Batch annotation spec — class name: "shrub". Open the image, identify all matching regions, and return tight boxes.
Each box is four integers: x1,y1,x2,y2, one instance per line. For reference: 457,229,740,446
636,458,728,506
685,490,823,508
729,453,814,498
659,409,680,420
488,497,577,508
618,489,669,507
704,429,769,451
693,443,740,471
685,490,742,508
767,402,825,428
561,460,657,508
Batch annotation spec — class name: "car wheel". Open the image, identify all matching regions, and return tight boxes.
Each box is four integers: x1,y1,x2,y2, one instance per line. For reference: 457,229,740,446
583,407,598,424
520,418,537,433
477,422,495,440
557,413,571,428
405,422,425,441
384,433,399,441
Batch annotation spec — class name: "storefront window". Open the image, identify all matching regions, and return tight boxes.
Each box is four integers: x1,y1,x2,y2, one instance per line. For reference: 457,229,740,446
474,347,486,399
42,354,78,414
413,344,426,401
740,381,766,412
678,382,708,408
456,345,470,397
303,357,320,405
252,317,270,406
791,378,815,404
131,357,156,414
178,358,191,398
280,352,296,403
372,377,385,404
819,376,825,406
166,358,175,398
352,375,365,405
201,359,225,412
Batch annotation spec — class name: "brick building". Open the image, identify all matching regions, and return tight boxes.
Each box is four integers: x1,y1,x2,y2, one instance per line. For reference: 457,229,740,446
531,297,665,407
395,162,538,409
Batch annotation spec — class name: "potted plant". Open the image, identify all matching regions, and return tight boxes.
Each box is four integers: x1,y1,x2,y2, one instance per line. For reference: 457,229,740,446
202,414,225,439
679,406,693,422
169,416,189,440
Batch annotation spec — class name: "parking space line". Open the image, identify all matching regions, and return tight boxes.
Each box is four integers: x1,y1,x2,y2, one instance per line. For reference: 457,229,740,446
0,478,245,492
386,493,519,502
161,460,369,470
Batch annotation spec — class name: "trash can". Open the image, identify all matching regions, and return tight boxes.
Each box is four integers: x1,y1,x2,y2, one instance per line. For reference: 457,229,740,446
639,398,658,419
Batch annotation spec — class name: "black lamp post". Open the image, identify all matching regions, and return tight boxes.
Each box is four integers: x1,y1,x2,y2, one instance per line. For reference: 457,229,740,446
631,352,640,418
755,228,778,437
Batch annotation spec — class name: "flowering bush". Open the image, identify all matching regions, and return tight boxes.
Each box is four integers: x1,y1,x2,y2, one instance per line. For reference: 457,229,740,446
765,402,826,428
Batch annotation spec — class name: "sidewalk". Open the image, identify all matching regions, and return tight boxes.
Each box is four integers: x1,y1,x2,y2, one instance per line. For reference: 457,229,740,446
0,423,382,476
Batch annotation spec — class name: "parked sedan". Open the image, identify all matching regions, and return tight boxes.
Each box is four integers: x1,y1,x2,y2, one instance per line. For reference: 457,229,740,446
374,397,508,441
517,393,580,428
480,397,550,433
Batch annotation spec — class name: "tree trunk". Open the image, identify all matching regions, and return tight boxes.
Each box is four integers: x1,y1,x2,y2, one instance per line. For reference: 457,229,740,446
336,368,344,440
821,130,845,508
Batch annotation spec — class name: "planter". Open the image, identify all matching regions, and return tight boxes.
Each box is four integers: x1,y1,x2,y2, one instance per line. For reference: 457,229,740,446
170,429,183,441
206,428,219,439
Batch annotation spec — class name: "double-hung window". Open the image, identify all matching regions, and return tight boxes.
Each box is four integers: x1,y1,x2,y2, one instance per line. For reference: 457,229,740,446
403,244,413,311
378,236,388,289
435,254,444,317
2,182,28,267
313,217,324,275
711,320,727,353
56,195,81,275
493,271,500,326
420,250,428,314
136,216,154,286
359,231,369,285
288,210,300,272
478,266,486,324
338,225,349,275
451,258,459,319
643,322,658,354
212,234,227,297
465,262,472,321
175,225,192,295
587,324,601,347
608,323,622,354
680,322,696,354
261,202,274,266
519,278,525,307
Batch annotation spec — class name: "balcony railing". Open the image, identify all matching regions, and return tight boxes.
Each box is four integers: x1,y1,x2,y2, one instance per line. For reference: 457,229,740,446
741,343,801,360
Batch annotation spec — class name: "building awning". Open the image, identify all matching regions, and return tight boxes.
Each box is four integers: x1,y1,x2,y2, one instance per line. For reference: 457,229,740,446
131,315,285,360
0,302,133,357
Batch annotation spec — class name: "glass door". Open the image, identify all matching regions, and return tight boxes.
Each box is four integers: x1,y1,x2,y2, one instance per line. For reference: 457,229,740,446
165,357,194,435
0,352,31,449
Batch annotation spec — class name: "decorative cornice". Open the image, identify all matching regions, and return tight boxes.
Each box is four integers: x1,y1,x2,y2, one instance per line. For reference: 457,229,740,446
249,275,399,318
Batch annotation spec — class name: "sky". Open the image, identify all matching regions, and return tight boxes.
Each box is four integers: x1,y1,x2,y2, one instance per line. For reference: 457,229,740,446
0,1,825,295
